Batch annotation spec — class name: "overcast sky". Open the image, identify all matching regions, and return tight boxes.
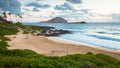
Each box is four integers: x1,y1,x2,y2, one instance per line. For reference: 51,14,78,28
0,0,120,22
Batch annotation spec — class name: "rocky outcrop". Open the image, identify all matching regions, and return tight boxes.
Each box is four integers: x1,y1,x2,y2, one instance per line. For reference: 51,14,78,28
71,21,86,24
37,26,72,36
40,17,68,23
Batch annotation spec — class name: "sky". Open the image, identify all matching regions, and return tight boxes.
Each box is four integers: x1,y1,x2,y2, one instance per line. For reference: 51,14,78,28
0,0,120,22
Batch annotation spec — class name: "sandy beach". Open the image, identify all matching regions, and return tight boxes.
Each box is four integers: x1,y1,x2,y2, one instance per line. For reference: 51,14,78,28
6,32,120,59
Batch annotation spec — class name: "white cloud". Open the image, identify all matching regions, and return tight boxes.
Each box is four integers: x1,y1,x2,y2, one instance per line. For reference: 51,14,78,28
0,0,21,14
12,0,120,22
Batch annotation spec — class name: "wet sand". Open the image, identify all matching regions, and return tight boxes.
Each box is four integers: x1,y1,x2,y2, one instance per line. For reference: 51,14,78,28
6,33,120,59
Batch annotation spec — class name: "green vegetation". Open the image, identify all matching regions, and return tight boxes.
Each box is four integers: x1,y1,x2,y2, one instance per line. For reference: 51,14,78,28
0,23,19,35
0,23,120,68
16,22,42,34
22,25,42,34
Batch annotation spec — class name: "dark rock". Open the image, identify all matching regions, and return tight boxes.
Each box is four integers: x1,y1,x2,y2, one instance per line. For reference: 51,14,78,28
70,21,86,24
37,26,72,37
40,26,55,30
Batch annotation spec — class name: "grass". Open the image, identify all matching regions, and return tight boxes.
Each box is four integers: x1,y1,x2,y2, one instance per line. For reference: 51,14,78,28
16,22,42,34
0,22,120,68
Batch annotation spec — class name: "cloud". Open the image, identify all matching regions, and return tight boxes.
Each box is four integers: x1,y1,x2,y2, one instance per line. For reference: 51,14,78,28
32,8,40,12
80,9,91,13
49,9,91,22
22,8,31,11
55,3,75,11
66,0,82,4
25,2,50,8
111,13,120,21
0,0,21,14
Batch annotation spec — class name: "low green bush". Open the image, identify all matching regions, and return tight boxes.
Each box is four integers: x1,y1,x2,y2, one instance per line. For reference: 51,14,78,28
0,41,8,50
0,36,11,41
0,23,120,68
23,31,29,34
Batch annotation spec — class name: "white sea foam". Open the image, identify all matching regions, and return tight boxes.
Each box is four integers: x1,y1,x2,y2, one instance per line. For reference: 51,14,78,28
60,33,120,50
24,23,120,51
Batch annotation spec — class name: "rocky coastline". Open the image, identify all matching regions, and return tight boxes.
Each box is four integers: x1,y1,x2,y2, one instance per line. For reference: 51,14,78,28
37,26,72,36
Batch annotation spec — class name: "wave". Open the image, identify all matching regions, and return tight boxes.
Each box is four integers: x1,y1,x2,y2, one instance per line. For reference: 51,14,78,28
23,23,120,50
87,35,120,42
60,33,120,50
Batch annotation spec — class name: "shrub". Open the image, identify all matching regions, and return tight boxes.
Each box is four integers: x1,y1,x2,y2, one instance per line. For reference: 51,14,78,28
0,23,120,68
87,52,94,55
0,36,11,41
23,31,29,34
0,41,8,50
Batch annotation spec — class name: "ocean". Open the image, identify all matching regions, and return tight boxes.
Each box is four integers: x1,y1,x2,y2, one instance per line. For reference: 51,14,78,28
23,22,120,51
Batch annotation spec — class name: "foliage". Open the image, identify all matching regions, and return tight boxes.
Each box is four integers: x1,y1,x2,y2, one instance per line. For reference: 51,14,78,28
23,31,29,34
0,41,8,50
0,23,19,35
21,25,42,34
0,36,11,41
0,23,120,68
15,22,41,34
0,52,120,68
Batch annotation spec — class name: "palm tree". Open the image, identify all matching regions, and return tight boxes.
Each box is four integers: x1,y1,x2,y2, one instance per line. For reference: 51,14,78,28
1,12,11,23
0,11,4,22
17,14,23,23
19,15,23,23
0,11,2,16
17,14,20,22
8,12,12,21
3,12,7,20
20,16,23,23
15,14,19,23
15,15,18,23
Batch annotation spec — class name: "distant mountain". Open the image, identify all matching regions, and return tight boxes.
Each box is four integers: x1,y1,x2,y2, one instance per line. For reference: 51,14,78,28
40,17,68,23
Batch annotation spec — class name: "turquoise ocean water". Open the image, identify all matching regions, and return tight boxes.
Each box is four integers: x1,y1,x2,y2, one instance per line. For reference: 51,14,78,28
24,22,120,51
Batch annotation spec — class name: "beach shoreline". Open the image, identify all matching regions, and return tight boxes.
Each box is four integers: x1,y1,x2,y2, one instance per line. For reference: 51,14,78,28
6,33,120,59
47,37,120,53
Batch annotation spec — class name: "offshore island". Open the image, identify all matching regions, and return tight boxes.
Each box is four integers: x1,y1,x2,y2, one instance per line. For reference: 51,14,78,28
0,0,120,67
0,12,120,68
39,17,86,24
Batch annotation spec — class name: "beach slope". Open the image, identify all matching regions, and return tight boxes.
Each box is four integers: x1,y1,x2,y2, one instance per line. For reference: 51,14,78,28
6,32,120,59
